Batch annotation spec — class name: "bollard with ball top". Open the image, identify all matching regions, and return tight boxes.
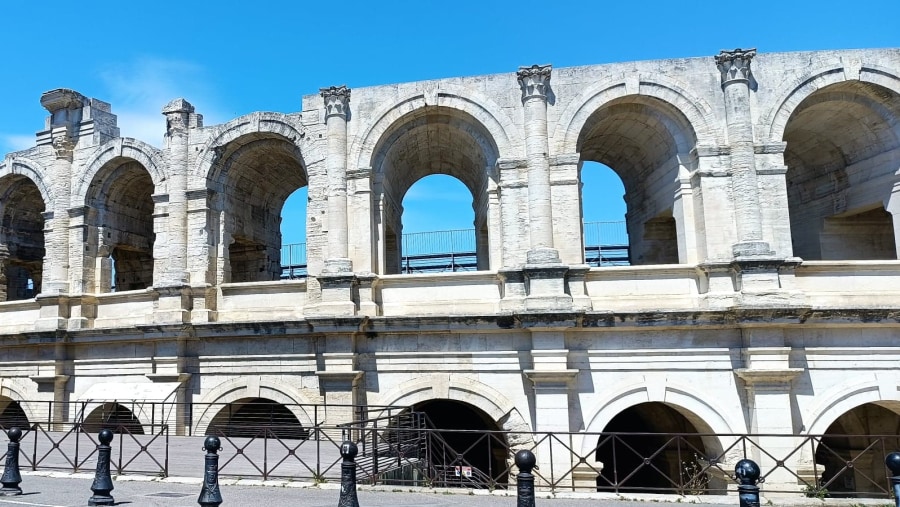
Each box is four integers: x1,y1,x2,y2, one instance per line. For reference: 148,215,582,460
0,427,23,496
735,458,761,507
885,452,900,507
515,449,536,507
198,436,223,507
88,428,115,506
338,440,360,507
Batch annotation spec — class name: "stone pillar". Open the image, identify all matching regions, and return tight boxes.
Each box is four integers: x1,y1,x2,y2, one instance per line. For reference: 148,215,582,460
517,65,559,263
154,99,195,325
735,343,802,494
312,325,362,430
549,153,583,265
524,329,577,484
347,169,374,273
673,153,700,264
321,85,352,273
0,243,8,302
714,49,773,258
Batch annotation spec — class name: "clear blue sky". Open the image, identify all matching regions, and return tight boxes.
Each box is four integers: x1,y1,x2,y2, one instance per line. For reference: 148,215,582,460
2,1,899,245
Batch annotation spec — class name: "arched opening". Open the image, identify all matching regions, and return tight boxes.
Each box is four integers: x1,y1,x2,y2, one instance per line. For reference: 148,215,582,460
596,402,714,493
400,174,478,273
82,402,144,435
783,81,900,260
280,187,308,279
581,162,630,266
85,159,155,292
211,135,307,283
206,398,308,440
0,397,29,430
814,402,900,497
371,108,499,275
577,96,697,265
413,399,508,486
0,175,45,300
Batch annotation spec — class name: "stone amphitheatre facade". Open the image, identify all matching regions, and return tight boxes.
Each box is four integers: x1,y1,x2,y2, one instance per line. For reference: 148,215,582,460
1,47,900,493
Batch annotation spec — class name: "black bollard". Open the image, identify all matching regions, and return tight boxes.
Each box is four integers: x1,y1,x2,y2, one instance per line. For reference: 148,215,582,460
88,429,115,506
198,436,223,507
337,440,359,507
0,427,23,496
515,449,536,507
735,459,761,507
885,452,900,507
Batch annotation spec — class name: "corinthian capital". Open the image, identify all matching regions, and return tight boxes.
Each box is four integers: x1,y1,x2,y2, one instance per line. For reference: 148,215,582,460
517,64,552,102
715,48,757,87
320,85,351,119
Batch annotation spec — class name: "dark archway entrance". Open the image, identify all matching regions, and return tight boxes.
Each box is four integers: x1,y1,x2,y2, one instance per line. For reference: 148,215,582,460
0,398,29,430
414,399,508,486
815,403,900,497
207,398,309,440
596,402,710,493
82,403,144,435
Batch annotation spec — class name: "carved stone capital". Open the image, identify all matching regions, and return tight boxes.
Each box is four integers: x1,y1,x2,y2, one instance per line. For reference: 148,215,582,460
51,135,75,161
517,64,552,101
40,88,85,114
715,48,756,87
320,85,351,119
162,98,195,136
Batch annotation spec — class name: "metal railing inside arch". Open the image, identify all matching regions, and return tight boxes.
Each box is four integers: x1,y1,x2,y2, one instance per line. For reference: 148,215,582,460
278,221,630,278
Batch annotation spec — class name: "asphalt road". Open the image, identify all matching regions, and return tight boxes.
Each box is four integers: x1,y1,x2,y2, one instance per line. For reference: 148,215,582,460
0,473,741,507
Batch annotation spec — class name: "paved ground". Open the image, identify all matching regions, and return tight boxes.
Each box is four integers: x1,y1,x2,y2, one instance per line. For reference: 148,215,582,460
1,473,738,507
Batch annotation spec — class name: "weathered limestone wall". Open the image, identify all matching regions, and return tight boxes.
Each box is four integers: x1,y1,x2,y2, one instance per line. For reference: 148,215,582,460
0,48,898,492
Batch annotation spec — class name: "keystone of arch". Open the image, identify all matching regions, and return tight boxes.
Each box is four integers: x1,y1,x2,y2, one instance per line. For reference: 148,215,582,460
73,138,166,207
553,75,722,156
349,83,518,172
762,61,900,142
192,112,315,184
192,376,316,435
0,156,55,207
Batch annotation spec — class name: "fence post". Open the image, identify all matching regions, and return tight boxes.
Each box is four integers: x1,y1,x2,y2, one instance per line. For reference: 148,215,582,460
88,429,115,506
0,427,23,496
735,458,760,507
338,441,360,507
515,449,536,507
886,452,900,507
198,436,223,507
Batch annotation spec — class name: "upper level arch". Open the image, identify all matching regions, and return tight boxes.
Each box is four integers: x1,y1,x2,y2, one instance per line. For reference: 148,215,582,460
198,114,312,284
194,112,313,185
774,71,900,260
0,160,50,301
554,76,722,155
0,157,54,207
365,104,502,273
559,85,707,265
763,61,900,143
74,138,165,207
350,85,516,172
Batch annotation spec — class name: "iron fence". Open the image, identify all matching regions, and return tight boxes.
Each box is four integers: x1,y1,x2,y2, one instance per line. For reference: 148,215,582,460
3,402,898,499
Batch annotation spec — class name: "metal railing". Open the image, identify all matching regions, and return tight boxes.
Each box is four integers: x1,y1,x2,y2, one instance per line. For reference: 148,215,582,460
280,242,307,279
3,403,899,498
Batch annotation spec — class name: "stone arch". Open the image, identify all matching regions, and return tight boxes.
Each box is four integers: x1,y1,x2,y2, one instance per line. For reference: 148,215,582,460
73,138,166,206
193,112,313,183
0,378,38,424
581,378,741,456
363,97,506,273
763,62,900,142
804,374,900,436
193,376,315,435
557,79,712,266
377,374,530,434
0,157,54,207
350,84,516,171
555,75,721,155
